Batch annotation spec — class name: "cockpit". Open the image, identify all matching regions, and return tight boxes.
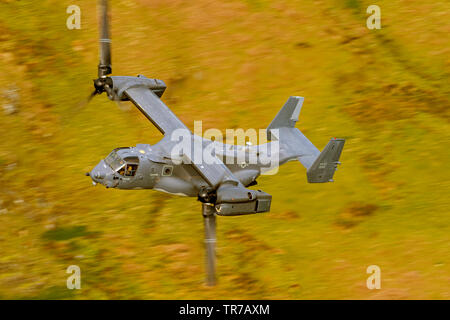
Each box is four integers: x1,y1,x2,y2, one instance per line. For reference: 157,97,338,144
104,148,139,177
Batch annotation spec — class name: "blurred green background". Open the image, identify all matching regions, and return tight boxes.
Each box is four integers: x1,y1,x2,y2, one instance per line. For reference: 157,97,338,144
0,0,448,299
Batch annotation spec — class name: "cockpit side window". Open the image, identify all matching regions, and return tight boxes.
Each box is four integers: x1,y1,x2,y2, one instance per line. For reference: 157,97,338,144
124,164,138,176
122,157,139,177
106,150,140,177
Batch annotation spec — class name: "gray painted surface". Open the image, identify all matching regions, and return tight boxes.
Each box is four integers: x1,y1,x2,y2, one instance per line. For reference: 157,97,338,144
87,0,346,286
88,75,345,215
88,1,345,217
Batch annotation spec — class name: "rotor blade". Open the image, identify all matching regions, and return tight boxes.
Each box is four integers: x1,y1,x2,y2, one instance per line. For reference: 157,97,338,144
98,0,112,78
63,89,98,123
78,89,98,110
87,89,98,103
115,100,131,111
101,83,130,111
202,203,216,286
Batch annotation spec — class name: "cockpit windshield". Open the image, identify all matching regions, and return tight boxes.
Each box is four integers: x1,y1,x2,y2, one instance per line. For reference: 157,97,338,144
104,150,125,171
105,149,140,177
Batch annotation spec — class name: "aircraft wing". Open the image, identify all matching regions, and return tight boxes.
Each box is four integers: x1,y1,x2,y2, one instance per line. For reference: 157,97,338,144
124,86,188,135
184,135,241,188
116,80,241,189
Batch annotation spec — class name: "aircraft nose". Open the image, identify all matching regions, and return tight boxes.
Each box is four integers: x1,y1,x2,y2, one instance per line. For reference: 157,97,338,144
88,160,118,188
89,161,109,183
89,168,102,182
92,171,105,180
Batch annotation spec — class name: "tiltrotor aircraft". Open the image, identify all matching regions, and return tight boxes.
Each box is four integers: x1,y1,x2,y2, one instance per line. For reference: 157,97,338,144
86,0,345,285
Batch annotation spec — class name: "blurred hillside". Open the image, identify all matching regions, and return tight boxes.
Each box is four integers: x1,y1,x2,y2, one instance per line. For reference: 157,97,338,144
0,0,448,299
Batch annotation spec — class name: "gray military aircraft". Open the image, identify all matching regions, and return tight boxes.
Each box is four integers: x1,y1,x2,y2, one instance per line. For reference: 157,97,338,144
86,0,345,285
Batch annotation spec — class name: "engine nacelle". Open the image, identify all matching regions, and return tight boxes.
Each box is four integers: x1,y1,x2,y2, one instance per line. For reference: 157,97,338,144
110,75,167,100
215,190,271,216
